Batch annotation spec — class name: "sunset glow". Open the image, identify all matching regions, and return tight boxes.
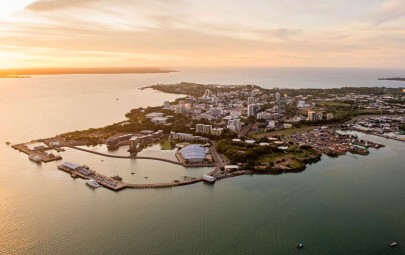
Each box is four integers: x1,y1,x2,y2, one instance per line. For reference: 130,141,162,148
1,0,405,68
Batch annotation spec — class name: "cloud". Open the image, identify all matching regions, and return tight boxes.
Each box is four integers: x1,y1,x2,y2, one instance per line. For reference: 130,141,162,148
25,0,99,11
368,0,405,26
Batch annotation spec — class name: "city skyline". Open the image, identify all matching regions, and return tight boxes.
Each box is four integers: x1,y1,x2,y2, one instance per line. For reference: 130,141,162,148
1,0,405,68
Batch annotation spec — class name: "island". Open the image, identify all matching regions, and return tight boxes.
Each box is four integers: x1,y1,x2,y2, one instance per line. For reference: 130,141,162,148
378,77,405,81
9,82,405,191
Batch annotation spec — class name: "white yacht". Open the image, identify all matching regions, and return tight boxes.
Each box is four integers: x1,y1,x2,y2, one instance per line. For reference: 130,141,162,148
85,179,101,188
202,175,216,183
29,154,42,163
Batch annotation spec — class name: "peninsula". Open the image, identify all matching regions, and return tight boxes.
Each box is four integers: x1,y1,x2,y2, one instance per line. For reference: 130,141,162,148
10,83,405,190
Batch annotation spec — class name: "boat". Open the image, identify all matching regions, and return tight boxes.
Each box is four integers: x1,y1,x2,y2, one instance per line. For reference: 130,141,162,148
131,172,135,175
391,242,398,247
297,243,303,249
111,175,123,181
202,175,216,183
144,176,149,179
85,179,101,188
29,154,42,163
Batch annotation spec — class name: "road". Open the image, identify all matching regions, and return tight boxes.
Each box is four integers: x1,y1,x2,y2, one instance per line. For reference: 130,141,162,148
210,142,225,175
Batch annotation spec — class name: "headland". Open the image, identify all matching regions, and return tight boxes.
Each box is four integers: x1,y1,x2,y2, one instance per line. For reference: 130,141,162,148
9,82,405,191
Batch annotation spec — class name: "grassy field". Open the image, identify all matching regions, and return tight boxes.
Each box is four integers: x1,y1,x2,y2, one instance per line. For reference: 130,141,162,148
251,125,318,138
160,139,175,150
316,101,351,107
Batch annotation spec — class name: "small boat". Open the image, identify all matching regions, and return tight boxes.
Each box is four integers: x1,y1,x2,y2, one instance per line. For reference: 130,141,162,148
297,243,303,249
131,172,135,175
144,176,149,179
29,154,42,163
111,175,123,181
202,175,216,183
85,179,100,188
5,141,10,145
391,242,398,247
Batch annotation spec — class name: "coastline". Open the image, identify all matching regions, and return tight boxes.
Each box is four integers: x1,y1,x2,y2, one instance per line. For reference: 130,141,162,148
0,67,178,76
9,83,402,191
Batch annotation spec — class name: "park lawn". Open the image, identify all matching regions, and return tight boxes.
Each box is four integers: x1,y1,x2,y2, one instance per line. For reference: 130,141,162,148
160,139,174,150
317,101,351,107
257,152,292,163
252,125,317,138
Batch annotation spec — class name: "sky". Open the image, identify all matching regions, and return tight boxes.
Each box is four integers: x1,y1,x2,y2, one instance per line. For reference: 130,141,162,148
1,0,405,68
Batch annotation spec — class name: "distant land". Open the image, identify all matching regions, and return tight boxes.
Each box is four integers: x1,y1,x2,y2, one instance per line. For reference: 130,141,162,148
378,77,405,81
0,75,31,78
0,67,177,77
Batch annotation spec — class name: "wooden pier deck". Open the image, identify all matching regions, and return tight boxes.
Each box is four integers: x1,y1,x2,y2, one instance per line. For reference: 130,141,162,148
57,165,127,191
12,143,62,163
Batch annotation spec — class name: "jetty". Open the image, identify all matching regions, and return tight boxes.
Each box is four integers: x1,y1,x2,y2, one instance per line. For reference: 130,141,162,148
12,143,62,163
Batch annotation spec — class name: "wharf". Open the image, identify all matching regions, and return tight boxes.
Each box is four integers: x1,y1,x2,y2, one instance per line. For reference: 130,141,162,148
12,143,62,163
57,165,127,191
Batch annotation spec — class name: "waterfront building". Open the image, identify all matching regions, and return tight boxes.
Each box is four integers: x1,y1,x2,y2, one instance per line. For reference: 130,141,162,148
179,144,206,163
145,112,164,119
151,116,168,124
170,132,209,142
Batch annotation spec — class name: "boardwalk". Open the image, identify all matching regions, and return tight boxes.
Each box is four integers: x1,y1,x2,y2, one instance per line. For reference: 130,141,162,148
66,145,216,168
66,145,183,165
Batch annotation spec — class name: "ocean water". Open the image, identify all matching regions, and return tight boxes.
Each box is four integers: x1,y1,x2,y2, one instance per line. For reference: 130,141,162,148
0,68,404,254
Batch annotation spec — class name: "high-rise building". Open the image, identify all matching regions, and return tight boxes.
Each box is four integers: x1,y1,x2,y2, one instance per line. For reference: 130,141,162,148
278,97,286,114
202,125,212,134
275,92,281,102
308,110,318,121
196,124,212,134
196,124,204,133
247,104,255,117
227,119,242,132
248,96,255,104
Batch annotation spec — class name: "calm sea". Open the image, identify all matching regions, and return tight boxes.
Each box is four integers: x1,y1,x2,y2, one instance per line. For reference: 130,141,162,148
0,67,404,254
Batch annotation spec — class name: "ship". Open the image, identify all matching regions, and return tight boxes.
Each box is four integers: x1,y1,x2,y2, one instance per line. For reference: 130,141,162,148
29,154,42,163
202,175,216,183
85,179,101,188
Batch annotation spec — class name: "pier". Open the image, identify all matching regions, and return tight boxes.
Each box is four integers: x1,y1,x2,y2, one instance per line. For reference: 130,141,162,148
12,143,62,163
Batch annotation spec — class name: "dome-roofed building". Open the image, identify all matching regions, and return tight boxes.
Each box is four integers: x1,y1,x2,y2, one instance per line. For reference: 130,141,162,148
179,144,206,163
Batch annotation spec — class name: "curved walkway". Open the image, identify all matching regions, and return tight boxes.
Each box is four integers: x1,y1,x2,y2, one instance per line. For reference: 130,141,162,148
65,145,183,165
64,145,218,190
